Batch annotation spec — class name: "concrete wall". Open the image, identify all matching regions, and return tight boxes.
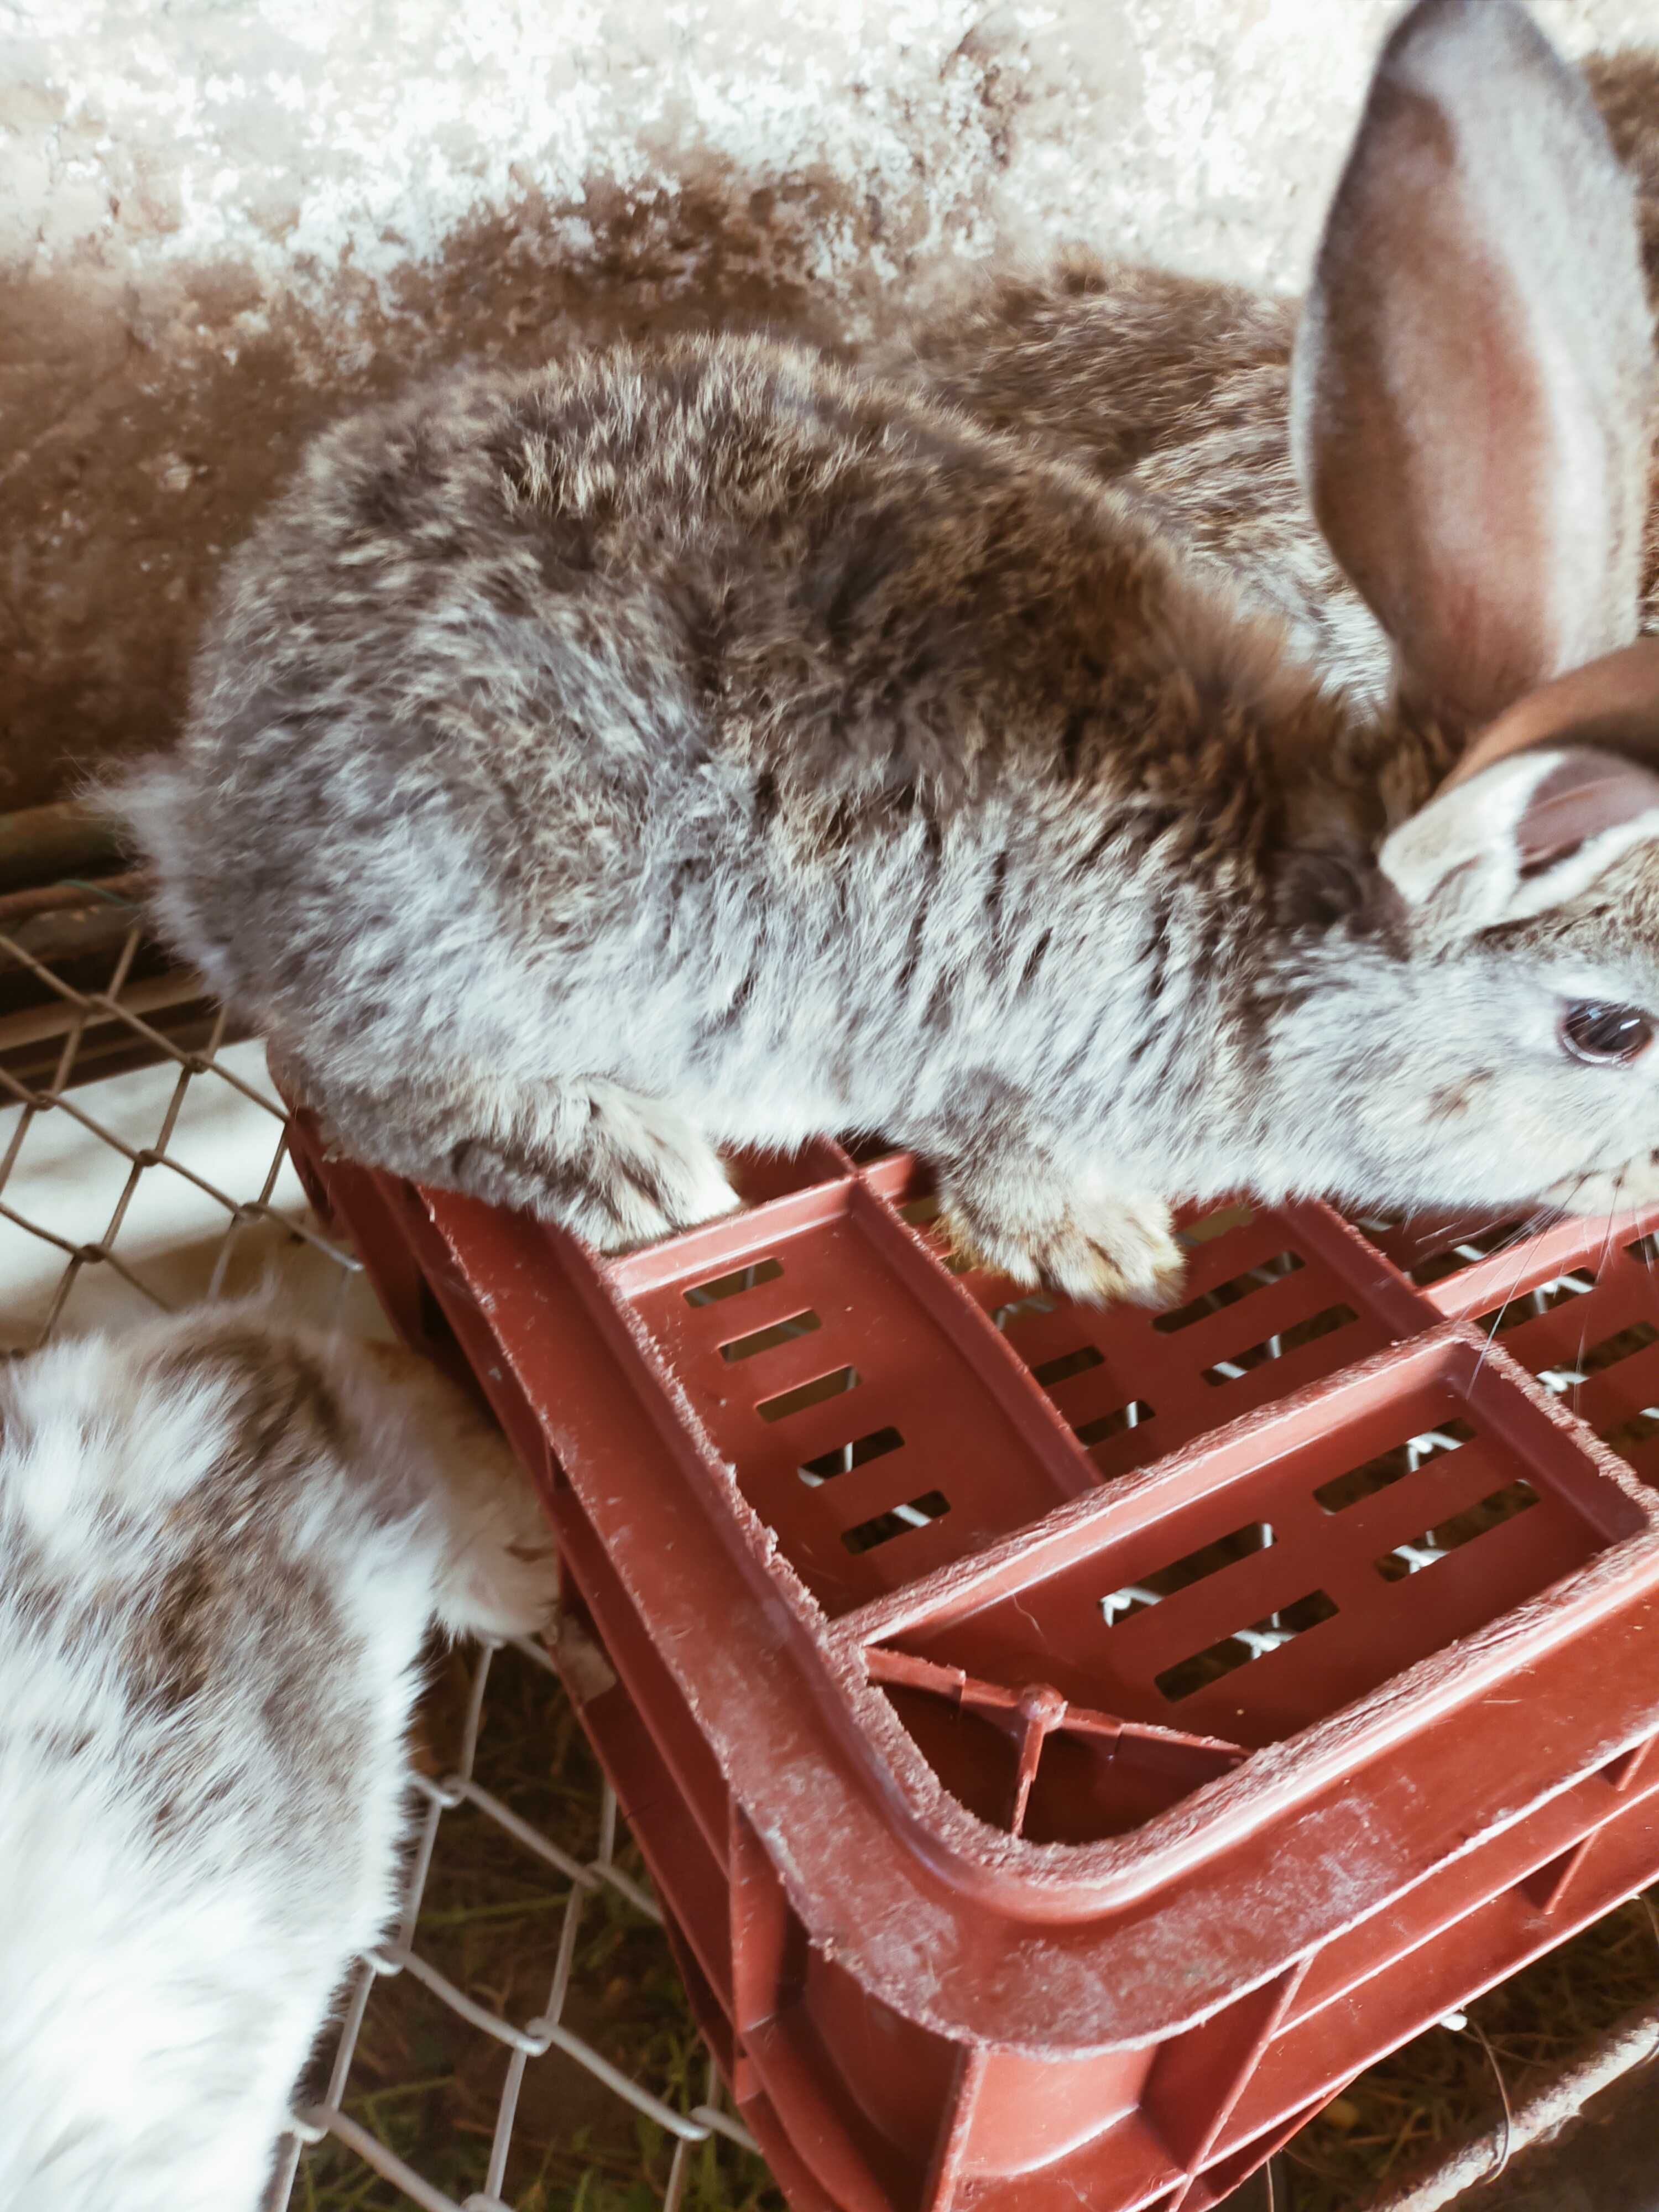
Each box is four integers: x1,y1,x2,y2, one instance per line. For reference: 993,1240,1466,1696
5,0,1657,810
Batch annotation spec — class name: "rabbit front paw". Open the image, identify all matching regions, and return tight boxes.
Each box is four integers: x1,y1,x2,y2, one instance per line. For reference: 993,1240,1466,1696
938,1172,1184,1308
358,1340,561,1642
435,1451,561,1644
457,1519,562,1643
1545,1151,1659,1219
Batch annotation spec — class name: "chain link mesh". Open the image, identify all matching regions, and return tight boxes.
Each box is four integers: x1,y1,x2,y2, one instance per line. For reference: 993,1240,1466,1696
0,884,769,2212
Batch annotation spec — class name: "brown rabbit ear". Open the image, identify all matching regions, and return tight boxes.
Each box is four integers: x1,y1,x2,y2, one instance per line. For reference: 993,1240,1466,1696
1444,635,1659,789
1290,0,1653,733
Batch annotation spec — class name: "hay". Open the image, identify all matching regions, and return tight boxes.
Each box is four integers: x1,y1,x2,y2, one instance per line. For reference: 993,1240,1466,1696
295,1642,784,2212
1287,1890,1659,2208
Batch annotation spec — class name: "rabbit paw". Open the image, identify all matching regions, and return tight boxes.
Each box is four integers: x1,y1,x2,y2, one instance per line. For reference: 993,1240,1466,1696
456,1517,562,1643
1546,1151,1659,1219
562,1086,743,1252
940,1175,1184,1308
359,1342,561,1641
265,1051,739,1254
438,1454,561,1643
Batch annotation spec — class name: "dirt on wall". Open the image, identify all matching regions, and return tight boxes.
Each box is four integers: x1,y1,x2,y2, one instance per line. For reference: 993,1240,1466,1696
1,170,890,816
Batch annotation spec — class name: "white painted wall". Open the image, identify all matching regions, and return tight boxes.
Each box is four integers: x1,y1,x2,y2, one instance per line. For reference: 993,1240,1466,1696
9,0,1659,336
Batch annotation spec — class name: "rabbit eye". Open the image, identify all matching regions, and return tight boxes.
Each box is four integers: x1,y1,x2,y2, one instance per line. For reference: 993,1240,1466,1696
1561,1002,1654,1065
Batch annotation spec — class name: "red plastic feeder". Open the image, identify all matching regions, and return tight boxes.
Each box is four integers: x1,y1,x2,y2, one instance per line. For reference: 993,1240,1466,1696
283,1099,1659,2212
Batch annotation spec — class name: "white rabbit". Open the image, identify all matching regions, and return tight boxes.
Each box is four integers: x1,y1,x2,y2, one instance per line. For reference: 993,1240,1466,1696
0,1303,558,2212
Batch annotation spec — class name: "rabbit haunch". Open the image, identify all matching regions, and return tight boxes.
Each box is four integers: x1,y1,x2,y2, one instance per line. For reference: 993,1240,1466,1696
0,1308,557,2212
117,0,1659,1308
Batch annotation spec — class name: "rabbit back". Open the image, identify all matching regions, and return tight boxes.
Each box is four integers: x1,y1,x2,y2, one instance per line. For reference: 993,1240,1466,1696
883,253,1391,706
119,337,1276,1162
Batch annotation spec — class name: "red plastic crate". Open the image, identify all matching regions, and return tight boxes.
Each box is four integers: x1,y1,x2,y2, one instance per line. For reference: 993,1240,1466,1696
283,1103,1659,2212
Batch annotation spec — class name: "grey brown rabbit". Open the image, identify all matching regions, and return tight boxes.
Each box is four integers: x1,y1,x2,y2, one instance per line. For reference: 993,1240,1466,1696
114,0,1659,1309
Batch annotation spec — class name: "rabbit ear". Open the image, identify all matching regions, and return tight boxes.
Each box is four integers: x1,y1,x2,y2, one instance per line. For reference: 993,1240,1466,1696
1443,635,1659,789
1291,0,1653,733
1381,744,1659,927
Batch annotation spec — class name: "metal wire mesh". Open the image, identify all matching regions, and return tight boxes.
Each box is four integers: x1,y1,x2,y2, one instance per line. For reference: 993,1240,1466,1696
0,883,768,2212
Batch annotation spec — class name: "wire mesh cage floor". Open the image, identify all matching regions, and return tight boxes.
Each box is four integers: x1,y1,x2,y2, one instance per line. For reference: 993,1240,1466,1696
3,838,1658,2212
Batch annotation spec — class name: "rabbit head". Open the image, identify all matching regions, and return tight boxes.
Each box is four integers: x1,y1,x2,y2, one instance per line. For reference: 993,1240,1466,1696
1250,0,1659,1224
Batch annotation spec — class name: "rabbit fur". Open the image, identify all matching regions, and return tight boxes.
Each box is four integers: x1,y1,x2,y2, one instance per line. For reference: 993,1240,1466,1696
0,1303,558,2212
113,0,1659,1307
